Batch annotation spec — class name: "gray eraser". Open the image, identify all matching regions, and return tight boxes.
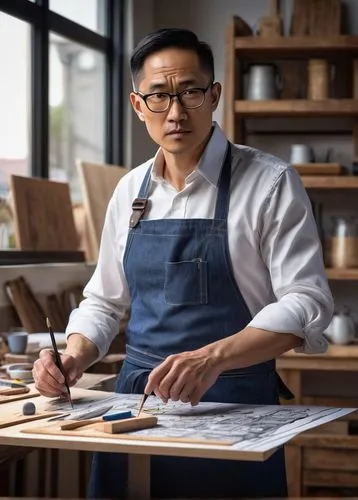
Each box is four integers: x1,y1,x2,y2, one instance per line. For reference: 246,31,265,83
22,401,36,416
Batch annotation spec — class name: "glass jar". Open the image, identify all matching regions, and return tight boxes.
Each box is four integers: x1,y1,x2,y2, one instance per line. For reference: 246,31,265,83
327,215,358,268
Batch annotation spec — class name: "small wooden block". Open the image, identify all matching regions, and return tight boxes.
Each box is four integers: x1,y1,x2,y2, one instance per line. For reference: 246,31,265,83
97,414,158,435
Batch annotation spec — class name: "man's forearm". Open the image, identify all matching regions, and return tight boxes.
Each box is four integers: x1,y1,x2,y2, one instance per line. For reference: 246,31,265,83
65,333,99,372
206,327,303,373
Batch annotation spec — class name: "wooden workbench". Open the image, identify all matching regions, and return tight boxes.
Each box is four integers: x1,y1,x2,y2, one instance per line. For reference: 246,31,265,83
0,387,275,499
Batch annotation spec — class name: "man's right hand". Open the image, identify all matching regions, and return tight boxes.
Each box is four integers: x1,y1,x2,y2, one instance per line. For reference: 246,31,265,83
32,333,99,398
32,349,83,398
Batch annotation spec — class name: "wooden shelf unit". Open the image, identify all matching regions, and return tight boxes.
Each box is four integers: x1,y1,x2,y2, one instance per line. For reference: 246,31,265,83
223,19,358,144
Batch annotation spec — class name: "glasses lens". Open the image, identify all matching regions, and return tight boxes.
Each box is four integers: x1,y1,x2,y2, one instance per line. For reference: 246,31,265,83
146,94,170,112
180,89,205,109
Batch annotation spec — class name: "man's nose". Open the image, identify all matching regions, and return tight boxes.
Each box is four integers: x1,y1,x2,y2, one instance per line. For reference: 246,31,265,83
167,96,187,121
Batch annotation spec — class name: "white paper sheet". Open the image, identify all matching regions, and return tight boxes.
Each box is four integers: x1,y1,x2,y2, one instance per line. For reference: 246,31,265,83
46,392,356,452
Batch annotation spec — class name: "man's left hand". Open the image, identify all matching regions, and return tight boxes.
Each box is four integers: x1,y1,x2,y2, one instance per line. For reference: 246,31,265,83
144,348,221,406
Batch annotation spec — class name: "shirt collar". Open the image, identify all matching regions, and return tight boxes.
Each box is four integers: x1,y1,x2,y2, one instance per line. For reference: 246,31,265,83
151,122,229,187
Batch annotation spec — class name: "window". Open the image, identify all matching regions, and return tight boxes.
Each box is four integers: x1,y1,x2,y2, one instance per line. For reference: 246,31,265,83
0,0,123,195
0,0,123,259
0,13,31,197
49,34,105,201
50,0,105,35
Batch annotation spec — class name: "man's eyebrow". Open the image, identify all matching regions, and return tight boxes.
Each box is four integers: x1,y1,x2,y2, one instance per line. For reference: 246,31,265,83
147,82,167,92
146,79,199,92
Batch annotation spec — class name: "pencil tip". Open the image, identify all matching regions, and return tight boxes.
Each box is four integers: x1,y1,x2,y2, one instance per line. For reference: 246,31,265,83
46,317,51,329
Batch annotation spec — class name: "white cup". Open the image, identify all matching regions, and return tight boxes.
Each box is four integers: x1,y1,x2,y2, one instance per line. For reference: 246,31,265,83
289,144,313,165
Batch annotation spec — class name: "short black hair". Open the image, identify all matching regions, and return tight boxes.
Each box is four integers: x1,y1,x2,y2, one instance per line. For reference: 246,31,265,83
130,28,215,88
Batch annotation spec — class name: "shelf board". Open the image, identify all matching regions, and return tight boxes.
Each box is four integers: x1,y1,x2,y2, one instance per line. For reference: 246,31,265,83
235,99,358,117
235,35,358,57
326,268,358,280
0,250,85,265
302,176,358,189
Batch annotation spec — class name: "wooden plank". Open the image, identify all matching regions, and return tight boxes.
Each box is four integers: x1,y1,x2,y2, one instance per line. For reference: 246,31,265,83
290,0,341,36
285,444,302,497
59,414,157,433
302,176,358,189
0,386,40,405
326,267,358,279
290,0,311,35
0,411,60,429
235,35,358,54
304,448,358,470
353,60,358,99
303,469,358,487
234,99,358,117
304,420,349,435
0,250,85,265
293,433,358,449
303,396,358,410
281,345,358,359
128,454,150,499
293,163,343,175
308,0,341,37
77,161,128,262
10,175,78,251
223,18,236,142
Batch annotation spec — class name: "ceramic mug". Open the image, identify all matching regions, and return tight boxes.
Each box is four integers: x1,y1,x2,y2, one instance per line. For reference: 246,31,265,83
289,144,313,164
7,332,28,354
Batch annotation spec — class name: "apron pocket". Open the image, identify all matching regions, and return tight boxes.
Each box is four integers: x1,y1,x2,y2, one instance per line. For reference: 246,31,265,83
165,259,208,305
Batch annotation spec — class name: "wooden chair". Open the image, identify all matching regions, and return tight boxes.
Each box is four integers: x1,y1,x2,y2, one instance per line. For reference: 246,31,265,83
77,161,128,262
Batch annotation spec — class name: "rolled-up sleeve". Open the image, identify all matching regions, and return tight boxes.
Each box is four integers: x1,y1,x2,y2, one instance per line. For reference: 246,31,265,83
248,167,334,353
65,191,130,360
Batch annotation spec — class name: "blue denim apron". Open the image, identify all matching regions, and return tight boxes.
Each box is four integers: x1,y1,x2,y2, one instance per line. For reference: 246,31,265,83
89,143,289,498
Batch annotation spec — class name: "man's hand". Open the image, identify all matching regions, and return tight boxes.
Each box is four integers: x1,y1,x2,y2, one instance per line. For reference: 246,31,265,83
144,348,221,406
32,333,99,398
32,349,83,398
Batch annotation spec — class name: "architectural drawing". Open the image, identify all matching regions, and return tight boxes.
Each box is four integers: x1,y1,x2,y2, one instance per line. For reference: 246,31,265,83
45,392,355,452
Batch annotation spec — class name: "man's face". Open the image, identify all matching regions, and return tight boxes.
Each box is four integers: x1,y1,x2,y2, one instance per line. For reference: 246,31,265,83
130,48,221,155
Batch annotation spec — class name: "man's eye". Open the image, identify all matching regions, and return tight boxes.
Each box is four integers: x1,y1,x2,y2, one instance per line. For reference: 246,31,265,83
182,89,200,96
148,93,167,102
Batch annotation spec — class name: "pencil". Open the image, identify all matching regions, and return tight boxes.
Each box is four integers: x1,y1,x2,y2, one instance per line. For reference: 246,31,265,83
46,317,74,409
136,393,149,417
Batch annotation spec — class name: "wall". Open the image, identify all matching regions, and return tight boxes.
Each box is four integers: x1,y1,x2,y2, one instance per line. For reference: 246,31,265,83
124,0,358,166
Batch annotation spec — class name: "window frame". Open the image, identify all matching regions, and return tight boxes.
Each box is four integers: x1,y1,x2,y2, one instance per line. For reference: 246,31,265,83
0,0,124,179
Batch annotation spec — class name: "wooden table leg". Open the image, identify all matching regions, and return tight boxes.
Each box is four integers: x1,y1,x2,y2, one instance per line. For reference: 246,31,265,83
127,453,150,499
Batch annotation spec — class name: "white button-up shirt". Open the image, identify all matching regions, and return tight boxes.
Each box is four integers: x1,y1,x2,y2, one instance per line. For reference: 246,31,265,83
67,122,334,359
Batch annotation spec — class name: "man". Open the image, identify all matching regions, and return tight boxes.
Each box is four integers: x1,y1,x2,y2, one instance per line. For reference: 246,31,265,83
33,28,333,498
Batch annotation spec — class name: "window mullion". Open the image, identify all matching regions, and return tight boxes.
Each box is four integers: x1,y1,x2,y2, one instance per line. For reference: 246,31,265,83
31,0,49,178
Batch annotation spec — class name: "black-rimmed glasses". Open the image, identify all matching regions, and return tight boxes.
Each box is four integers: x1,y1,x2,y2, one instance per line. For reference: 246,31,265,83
135,82,214,113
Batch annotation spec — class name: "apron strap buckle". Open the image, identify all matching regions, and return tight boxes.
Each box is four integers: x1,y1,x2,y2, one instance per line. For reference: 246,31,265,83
129,198,148,228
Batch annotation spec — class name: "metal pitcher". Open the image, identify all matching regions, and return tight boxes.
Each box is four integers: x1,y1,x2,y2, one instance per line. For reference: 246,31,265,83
245,64,282,100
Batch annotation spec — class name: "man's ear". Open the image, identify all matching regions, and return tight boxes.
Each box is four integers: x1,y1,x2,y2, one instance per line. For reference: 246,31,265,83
130,92,146,122
211,82,222,111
